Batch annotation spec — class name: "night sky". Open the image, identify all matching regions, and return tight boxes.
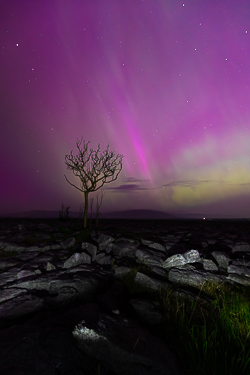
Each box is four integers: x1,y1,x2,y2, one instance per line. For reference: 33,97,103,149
1,0,250,218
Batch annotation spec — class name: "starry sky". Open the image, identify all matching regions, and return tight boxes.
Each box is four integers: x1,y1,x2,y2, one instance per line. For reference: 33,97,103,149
1,0,250,219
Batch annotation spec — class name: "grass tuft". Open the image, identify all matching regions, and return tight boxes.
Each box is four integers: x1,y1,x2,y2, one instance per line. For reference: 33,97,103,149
118,264,250,375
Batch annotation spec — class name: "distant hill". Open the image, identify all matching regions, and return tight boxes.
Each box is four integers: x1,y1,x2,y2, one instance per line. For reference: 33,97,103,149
99,209,176,219
0,209,177,219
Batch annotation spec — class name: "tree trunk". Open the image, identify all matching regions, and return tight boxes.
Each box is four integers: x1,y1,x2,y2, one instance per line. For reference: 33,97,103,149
83,192,89,228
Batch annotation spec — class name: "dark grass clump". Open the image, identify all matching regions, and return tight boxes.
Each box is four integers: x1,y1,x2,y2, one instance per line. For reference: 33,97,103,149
119,264,250,375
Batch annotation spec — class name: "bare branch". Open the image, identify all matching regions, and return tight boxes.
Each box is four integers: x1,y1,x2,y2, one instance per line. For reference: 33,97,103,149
64,174,84,193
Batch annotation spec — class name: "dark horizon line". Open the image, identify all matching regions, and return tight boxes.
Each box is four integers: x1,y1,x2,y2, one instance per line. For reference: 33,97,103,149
0,208,249,220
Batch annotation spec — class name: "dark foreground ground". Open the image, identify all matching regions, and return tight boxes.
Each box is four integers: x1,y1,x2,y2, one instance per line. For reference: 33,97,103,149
1,217,250,375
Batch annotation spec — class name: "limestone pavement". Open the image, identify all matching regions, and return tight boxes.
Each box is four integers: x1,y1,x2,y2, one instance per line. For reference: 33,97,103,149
1,218,250,374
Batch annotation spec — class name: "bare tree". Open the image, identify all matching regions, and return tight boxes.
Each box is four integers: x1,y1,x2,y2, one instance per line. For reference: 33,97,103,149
95,189,105,228
64,138,124,228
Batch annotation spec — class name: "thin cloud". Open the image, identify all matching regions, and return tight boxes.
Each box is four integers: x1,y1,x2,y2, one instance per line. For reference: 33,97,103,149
162,180,233,188
103,184,150,192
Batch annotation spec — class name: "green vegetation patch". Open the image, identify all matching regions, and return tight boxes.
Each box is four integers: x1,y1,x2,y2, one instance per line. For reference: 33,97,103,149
119,267,250,375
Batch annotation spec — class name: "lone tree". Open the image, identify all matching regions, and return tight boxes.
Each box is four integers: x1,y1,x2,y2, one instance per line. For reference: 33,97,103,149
64,138,125,228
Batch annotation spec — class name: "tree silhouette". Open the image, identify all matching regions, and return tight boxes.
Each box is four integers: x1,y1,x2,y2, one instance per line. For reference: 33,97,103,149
64,138,124,228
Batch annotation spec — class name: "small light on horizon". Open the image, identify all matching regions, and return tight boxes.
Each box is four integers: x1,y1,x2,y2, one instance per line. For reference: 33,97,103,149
203,217,206,220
